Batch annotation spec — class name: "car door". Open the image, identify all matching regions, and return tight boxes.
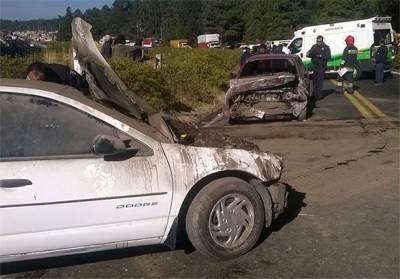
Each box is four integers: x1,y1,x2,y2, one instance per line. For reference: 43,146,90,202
0,88,173,258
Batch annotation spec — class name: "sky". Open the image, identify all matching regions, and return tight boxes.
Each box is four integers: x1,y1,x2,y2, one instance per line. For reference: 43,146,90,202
1,0,114,20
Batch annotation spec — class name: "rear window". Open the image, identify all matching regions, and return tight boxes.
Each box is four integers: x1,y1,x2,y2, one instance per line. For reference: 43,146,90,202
240,59,297,77
373,29,392,45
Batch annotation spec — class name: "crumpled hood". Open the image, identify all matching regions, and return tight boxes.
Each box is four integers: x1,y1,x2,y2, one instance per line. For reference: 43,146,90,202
71,17,177,142
162,144,283,189
230,72,296,94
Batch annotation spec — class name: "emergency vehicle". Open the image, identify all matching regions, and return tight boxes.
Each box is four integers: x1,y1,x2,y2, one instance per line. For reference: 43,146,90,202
284,17,395,79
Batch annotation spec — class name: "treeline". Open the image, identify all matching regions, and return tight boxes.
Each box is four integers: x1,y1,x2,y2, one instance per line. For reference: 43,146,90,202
2,0,399,45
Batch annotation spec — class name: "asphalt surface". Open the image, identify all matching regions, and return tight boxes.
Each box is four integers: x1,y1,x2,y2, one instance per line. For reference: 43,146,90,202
1,75,399,278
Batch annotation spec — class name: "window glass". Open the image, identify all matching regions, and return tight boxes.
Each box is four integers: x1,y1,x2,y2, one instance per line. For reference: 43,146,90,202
0,93,122,158
288,38,303,54
373,29,391,45
240,59,296,77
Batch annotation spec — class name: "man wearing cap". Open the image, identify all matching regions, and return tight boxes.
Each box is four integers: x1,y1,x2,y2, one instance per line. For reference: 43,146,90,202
336,35,358,94
306,35,331,101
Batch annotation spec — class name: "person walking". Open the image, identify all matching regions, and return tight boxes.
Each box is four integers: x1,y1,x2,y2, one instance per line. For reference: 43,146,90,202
306,35,331,101
374,39,388,86
336,35,358,94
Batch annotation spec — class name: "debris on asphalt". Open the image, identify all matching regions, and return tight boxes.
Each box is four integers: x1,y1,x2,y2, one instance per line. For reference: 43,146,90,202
169,119,260,151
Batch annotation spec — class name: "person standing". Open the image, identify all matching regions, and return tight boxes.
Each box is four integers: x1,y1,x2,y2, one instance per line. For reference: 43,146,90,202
240,47,251,65
111,35,134,58
336,35,358,94
306,35,331,100
258,43,267,54
100,35,113,59
374,39,388,86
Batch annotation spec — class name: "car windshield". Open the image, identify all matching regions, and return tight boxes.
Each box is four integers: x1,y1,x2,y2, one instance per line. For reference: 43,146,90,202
240,58,296,77
288,38,303,54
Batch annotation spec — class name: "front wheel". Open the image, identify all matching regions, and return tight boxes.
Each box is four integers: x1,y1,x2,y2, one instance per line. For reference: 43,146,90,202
185,177,265,260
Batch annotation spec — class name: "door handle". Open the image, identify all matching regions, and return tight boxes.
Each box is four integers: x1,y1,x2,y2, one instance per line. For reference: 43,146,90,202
0,179,32,188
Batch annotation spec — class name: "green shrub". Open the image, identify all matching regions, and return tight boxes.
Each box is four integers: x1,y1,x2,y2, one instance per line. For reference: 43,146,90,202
111,48,240,111
0,42,72,79
0,55,42,79
1,46,241,112
42,42,72,66
394,53,400,70
109,58,176,110
152,47,240,105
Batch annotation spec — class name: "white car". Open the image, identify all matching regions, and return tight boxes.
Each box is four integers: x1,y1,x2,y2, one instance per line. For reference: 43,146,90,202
0,18,287,263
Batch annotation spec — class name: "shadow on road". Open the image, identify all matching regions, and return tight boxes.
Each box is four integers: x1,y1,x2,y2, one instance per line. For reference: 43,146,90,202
256,183,306,246
0,245,171,275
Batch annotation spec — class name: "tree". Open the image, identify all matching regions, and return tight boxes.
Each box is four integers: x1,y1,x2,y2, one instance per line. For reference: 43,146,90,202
57,7,73,41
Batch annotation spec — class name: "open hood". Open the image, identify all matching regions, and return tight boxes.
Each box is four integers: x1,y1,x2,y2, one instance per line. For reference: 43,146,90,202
71,17,177,142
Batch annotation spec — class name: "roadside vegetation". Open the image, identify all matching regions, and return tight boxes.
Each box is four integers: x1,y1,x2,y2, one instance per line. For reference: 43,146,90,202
0,45,240,112
109,48,240,111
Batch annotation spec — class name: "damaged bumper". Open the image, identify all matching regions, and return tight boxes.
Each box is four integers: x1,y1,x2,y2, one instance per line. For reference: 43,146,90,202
251,180,287,227
225,80,309,120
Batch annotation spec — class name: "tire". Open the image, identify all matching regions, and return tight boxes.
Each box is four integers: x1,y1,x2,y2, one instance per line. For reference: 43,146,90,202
185,177,264,260
353,63,362,80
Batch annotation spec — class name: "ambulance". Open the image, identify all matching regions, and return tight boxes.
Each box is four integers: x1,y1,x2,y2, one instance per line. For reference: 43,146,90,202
284,17,395,79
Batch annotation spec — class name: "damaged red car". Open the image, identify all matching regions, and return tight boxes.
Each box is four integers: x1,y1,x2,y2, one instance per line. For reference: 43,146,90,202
225,54,312,123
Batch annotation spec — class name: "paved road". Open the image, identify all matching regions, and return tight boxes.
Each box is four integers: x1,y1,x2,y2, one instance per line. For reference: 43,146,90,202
312,74,399,121
1,76,399,278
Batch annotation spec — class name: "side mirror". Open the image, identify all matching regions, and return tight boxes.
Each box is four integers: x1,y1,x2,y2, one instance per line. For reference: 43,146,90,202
91,135,138,161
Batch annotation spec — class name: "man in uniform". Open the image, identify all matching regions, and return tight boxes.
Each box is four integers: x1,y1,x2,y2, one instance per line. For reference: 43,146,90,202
306,35,331,101
374,39,388,86
336,35,358,94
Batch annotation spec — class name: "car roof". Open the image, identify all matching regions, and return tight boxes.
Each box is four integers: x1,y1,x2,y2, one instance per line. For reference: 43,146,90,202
0,78,171,143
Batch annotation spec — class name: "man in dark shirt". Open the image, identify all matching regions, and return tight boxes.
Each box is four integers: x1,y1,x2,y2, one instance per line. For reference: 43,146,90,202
26,62,89,95
100,35,113,59
240,47,251,66
374,39,388,86
336,35,358,94
306,35,331,101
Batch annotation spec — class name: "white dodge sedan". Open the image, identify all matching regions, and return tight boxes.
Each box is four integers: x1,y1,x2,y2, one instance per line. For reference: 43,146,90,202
0,18,287,262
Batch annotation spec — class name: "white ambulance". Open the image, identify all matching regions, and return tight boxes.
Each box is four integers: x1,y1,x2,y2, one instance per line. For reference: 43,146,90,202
284,17,395,79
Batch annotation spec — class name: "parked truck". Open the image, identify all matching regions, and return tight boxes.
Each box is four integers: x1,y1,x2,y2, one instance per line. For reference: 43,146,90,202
170,39,190,48
197,34,221,48
284,17,395,79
